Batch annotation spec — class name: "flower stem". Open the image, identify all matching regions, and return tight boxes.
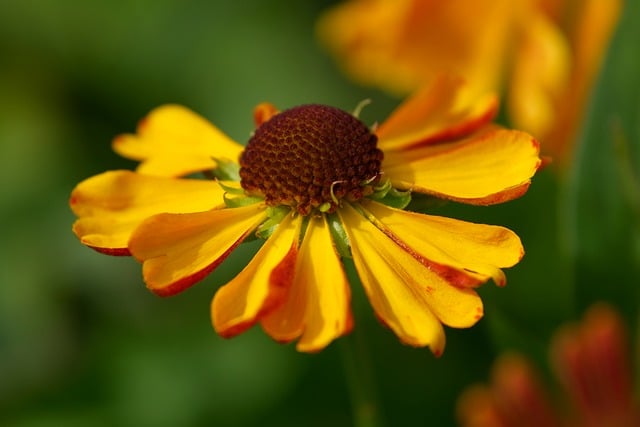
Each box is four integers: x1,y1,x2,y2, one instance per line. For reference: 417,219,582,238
340,330,383,427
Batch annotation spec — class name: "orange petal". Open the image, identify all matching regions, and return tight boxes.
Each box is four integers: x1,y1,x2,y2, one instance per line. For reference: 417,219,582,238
253,102,279,127
212,214,301,338
113,105,244,177
316,0,414,94
539,0,621,162
261,215,353,352
317,0,516,96
361,200,523,286
384,128,541,205
376,75,499,151
508,11,570,142
339,203,484,355
70,170,225,255
129,204,267,296
490,354,560,427
550,304,635,425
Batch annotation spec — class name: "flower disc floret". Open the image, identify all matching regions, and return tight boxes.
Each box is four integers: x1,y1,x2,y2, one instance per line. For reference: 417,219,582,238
239,104,383,215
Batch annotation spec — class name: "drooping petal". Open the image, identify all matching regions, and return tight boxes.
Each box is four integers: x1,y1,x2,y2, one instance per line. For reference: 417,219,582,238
361,200,523,286
261,215,353,352
383,128,541,205
129,203,267,296
339,203,484,355
376,74,499,151
112,105,245,177
70,170,226,255
212,214,301,338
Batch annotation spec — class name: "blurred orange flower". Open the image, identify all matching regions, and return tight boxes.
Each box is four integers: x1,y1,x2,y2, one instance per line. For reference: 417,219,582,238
318,0,622,163
70,77,540,353
456,303,639,427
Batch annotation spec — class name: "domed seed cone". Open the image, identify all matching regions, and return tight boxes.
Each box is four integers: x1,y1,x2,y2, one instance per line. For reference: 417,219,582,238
239,104,383,215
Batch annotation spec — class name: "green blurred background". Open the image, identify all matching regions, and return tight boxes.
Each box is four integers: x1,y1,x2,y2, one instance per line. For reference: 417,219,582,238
0,1,638,426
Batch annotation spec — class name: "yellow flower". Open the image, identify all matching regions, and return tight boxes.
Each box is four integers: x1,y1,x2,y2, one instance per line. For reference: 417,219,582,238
317,0,621,164
70,76,540,354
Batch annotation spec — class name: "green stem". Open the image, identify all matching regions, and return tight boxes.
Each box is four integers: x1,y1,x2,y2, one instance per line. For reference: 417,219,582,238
340,330,383,427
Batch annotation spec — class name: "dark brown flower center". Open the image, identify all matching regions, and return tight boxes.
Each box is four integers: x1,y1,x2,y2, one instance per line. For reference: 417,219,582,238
239,104,383,215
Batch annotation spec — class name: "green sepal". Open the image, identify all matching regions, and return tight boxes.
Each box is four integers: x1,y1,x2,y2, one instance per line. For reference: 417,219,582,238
327,213,351,259
371,186,411,210
318,202,332,213
368,178,392,200
212,158,241,181
255,206,291,239
223,193,263,208
217,180,246,195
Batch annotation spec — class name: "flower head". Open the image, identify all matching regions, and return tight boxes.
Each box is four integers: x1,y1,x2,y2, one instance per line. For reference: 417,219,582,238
456,303,640,427
317,0,622,163
70,76,540,354
239,104,383,215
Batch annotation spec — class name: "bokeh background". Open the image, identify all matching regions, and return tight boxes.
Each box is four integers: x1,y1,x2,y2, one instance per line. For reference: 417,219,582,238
1,1,638,426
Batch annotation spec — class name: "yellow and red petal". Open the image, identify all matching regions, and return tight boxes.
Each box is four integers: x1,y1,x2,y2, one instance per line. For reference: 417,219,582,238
70,170,225,255
112,104,244,177
212,214,302,338
383,128,541,205
128,203,267,296
376,75,499,151
261,215,353,352
339,203,484,355
361,200,523,286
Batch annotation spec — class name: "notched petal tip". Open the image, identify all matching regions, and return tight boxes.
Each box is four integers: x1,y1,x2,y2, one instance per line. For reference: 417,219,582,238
146,240,244,298
213,214,301,339
361,201,524,289
112,104,245,177
386,128,542,206
285,215,353,353
131,205,267,297
72,215,132,257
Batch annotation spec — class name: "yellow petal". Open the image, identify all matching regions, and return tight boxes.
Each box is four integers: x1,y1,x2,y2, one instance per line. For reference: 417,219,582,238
361,200,523,286
376,75,499,151
112,105,244,177
70,170,225,254
339,203,484,355
129,204,267,296
212,214,301,338
261,215,353,352
384,128,541,205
